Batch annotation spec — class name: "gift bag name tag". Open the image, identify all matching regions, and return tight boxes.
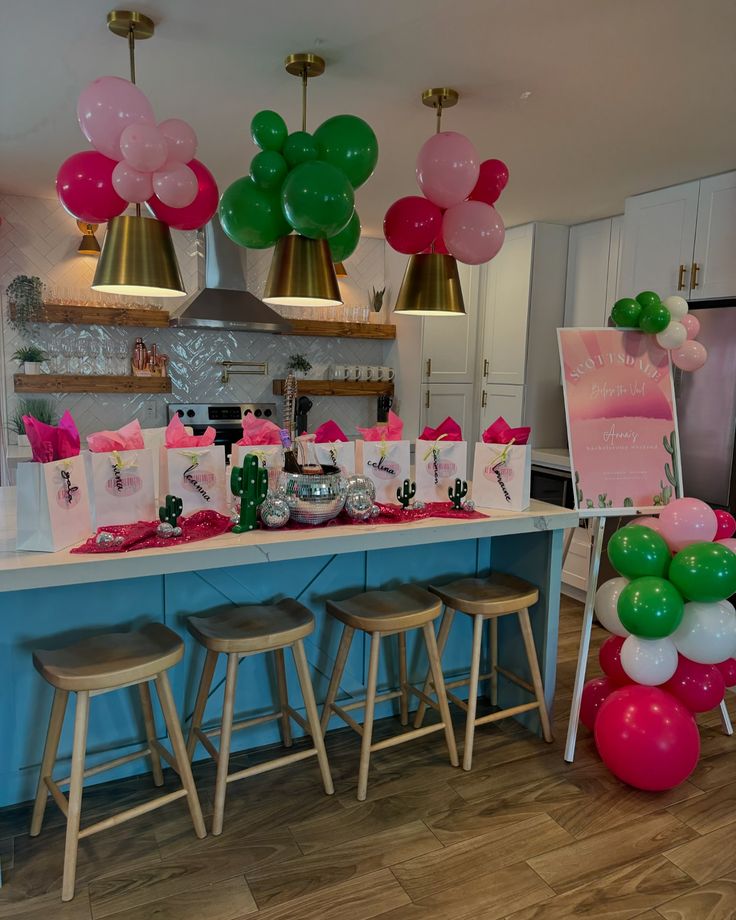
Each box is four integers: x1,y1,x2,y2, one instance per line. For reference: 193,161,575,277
415,438,468,502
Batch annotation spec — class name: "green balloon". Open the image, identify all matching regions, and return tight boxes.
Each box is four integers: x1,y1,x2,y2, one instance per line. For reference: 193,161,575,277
250,150,288,191
281,161,355,239
607,525,671,579
617,576,684,638
219,176,290,249
313,114,378,189
669,542,736,602
611,298,643,327
283,131,319,168
328,210,360,262
640,304,671,334
250,110,288,152
636,290,661,310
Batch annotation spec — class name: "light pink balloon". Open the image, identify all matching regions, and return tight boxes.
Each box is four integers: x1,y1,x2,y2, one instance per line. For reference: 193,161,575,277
416,131,479,209
658,497,718,552
77,76,155,161
671,339,707,372
152,161,197,208
120,123,168,173
442,201,505,265
112,161,153,203
681,313,701,340
717,538,736,554
159,118,198,163
629,516,662,534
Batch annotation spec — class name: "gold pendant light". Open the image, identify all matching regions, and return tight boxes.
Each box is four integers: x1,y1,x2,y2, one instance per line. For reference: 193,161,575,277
76,220,101,255
262,52,341,308
92,11,185,298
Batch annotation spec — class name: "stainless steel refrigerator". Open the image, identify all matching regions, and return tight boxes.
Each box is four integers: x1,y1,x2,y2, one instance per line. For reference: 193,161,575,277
677,305,736,513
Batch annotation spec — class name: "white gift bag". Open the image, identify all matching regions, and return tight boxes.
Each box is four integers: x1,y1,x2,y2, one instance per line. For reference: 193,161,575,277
85,448,157,528
415,439,468,502
360,440,411,503
312,441,356,476
16,455,93,552
471,442,532,511
159,445,228,514
231,444,284,491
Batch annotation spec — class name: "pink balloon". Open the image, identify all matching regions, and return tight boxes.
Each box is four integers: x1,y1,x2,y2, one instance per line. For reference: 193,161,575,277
468,158,509,205
580,676,617,731
717,538,736,554
671,339,707,372
77,76,155,161
159,118,198,163
148,159,218,229
56,150,127,223
681,313,700,340
594,685,700,790
120,123,168,173
628,516,662,534
658,497,718,552
384,196,442,254
716,657,736,687
112,161,153,203
663,654,725,712
152,161,197,208
416,131,479,209
598,635,632,686
443,201,505,265
714,509,736,541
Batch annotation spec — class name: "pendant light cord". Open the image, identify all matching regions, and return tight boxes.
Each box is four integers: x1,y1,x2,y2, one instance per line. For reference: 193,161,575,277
436,99,442,134
301,66,308,132
128,25,142,218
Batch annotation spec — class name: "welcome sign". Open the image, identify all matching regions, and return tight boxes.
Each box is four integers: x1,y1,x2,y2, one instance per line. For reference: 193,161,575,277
558,328,682,514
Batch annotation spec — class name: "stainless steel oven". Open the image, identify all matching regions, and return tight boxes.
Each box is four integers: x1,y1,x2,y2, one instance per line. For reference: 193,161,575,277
167,403,278,457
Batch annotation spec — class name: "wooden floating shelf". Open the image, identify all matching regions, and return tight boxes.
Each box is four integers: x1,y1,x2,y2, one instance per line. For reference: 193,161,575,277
283,319,396,340
10,302,171,328
14,374,172,394
272,378,394,397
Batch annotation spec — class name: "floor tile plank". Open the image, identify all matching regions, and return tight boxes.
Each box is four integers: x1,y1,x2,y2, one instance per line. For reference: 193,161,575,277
657,873,736,920
667,782,736,835
665,823,736,885
93,875,256,920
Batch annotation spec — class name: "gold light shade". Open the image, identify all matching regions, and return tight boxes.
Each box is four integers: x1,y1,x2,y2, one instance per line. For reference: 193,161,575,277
263,235,342,307
334,261,348,278
394,253,466,315
92,215,186,297
76,220,101,255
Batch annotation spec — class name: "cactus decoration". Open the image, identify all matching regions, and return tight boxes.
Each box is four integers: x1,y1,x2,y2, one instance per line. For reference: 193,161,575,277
396,479,416,509
574,471,584,508
448,478,469,510
158,494,183,537
231,454,269,533
663,430,679,495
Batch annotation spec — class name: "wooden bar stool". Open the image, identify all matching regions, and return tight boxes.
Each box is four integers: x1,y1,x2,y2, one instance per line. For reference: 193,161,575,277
30,623,206,902
320,584,459,801
414,573,553,771
186,599,333,836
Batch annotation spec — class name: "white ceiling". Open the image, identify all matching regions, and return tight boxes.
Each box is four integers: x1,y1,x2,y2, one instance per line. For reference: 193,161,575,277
1,0,735,236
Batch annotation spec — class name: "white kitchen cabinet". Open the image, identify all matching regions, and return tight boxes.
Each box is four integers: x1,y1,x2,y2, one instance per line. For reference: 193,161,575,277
691,172,736,300
421,383,477,446
564,216,622,327
479,384,524,431
421,262,477,383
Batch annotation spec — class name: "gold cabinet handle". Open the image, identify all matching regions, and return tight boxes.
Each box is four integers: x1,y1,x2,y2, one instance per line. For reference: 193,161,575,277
425,390,431,409
677,264,687,291
483,358,489,377
691,262,700,289
481,390,487,408
426,358,432,377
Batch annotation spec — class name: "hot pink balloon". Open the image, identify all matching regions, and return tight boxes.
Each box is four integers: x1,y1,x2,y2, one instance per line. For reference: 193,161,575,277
56,150,127,223
416,131,479,209
468,158,509,206
148,159,218,229
112,161,153,203
717,538,736,554
714,509,736,541
663,654,726,712
580,676,617,731
120,123,168,173
598,634,632,686
443,200,505,265
159,118,198,163
671,339,707,372
658,497,718,552
384,196,442,254
152,161,197,208
681,313,700,340
76,76,155,161
716,657,736,687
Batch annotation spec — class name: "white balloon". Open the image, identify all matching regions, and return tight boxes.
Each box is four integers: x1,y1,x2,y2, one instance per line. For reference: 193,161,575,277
621,635,678,685
672,600,736,664
594,577,631,636
663,295,689,319
656,320,688,351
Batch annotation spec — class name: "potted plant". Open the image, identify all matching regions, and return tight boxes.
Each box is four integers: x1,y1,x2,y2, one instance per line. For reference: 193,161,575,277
369,285,386,323
8,398,57,447
6,275,43,336
12,344,48,374
286,353,313,378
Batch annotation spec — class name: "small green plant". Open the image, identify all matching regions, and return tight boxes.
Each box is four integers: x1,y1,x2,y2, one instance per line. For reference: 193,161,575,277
8,398,57,435
396,479,416,509
12,345,48,366
653,479,673,506
159,495,183,528
286,353,312,375
6,275,43,336
448,478,469,510
597,493,612,508
230,455,268,532
663,430,679,493
370,286,385,312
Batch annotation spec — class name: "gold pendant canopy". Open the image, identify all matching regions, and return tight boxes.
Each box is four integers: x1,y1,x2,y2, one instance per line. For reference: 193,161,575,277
263,235,342,307
393,253,465,316
92,215,186,297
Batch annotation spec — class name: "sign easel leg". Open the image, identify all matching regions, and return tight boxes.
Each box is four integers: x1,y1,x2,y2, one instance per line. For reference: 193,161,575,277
720,699,733,736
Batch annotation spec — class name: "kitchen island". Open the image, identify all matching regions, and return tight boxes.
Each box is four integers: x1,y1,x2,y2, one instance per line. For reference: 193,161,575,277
0,487,577,807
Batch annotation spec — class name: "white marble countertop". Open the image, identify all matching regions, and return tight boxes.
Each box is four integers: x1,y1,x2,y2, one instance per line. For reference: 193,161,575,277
531,448,571,471
0,487,577,593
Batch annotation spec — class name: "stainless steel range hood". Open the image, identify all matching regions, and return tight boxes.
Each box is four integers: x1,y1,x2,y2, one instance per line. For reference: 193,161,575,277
170,215,291,333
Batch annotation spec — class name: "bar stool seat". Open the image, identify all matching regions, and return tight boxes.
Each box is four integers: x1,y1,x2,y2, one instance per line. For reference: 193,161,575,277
327,585,442,634
429,573,539,617
188,599,313,653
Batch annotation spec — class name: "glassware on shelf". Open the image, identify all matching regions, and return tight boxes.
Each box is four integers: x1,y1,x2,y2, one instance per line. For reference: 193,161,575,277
116,345,129,375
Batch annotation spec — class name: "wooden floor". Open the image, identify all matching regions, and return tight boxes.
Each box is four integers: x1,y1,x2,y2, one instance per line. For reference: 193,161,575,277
3,596,736,920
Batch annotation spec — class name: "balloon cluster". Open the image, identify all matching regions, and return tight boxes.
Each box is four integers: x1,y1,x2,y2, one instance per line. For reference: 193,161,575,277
384,136,508,265
218,110,378,259
582,498,736,791
610,291,707,372
56,75,219,231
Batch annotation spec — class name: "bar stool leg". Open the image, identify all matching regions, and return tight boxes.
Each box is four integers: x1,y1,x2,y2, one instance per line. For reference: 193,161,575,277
517,608,553,743
154,671,207,839
398,633,409,726
211,653,238,835
490,617,499,707
61,690,89,902
320,625,355,735
30,688,69,837
291,640,334,795
357,632,381,802
462,615,484,771
187,649,218,760
274,648,293,748
422,623,459,768
138,681,164,787
414,608,455,728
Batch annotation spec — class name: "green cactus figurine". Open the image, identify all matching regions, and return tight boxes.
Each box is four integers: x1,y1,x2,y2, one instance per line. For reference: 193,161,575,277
396,478,416,509
663,430,679,494
231,455,268,533
448,478,468,510
159,494,183,528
